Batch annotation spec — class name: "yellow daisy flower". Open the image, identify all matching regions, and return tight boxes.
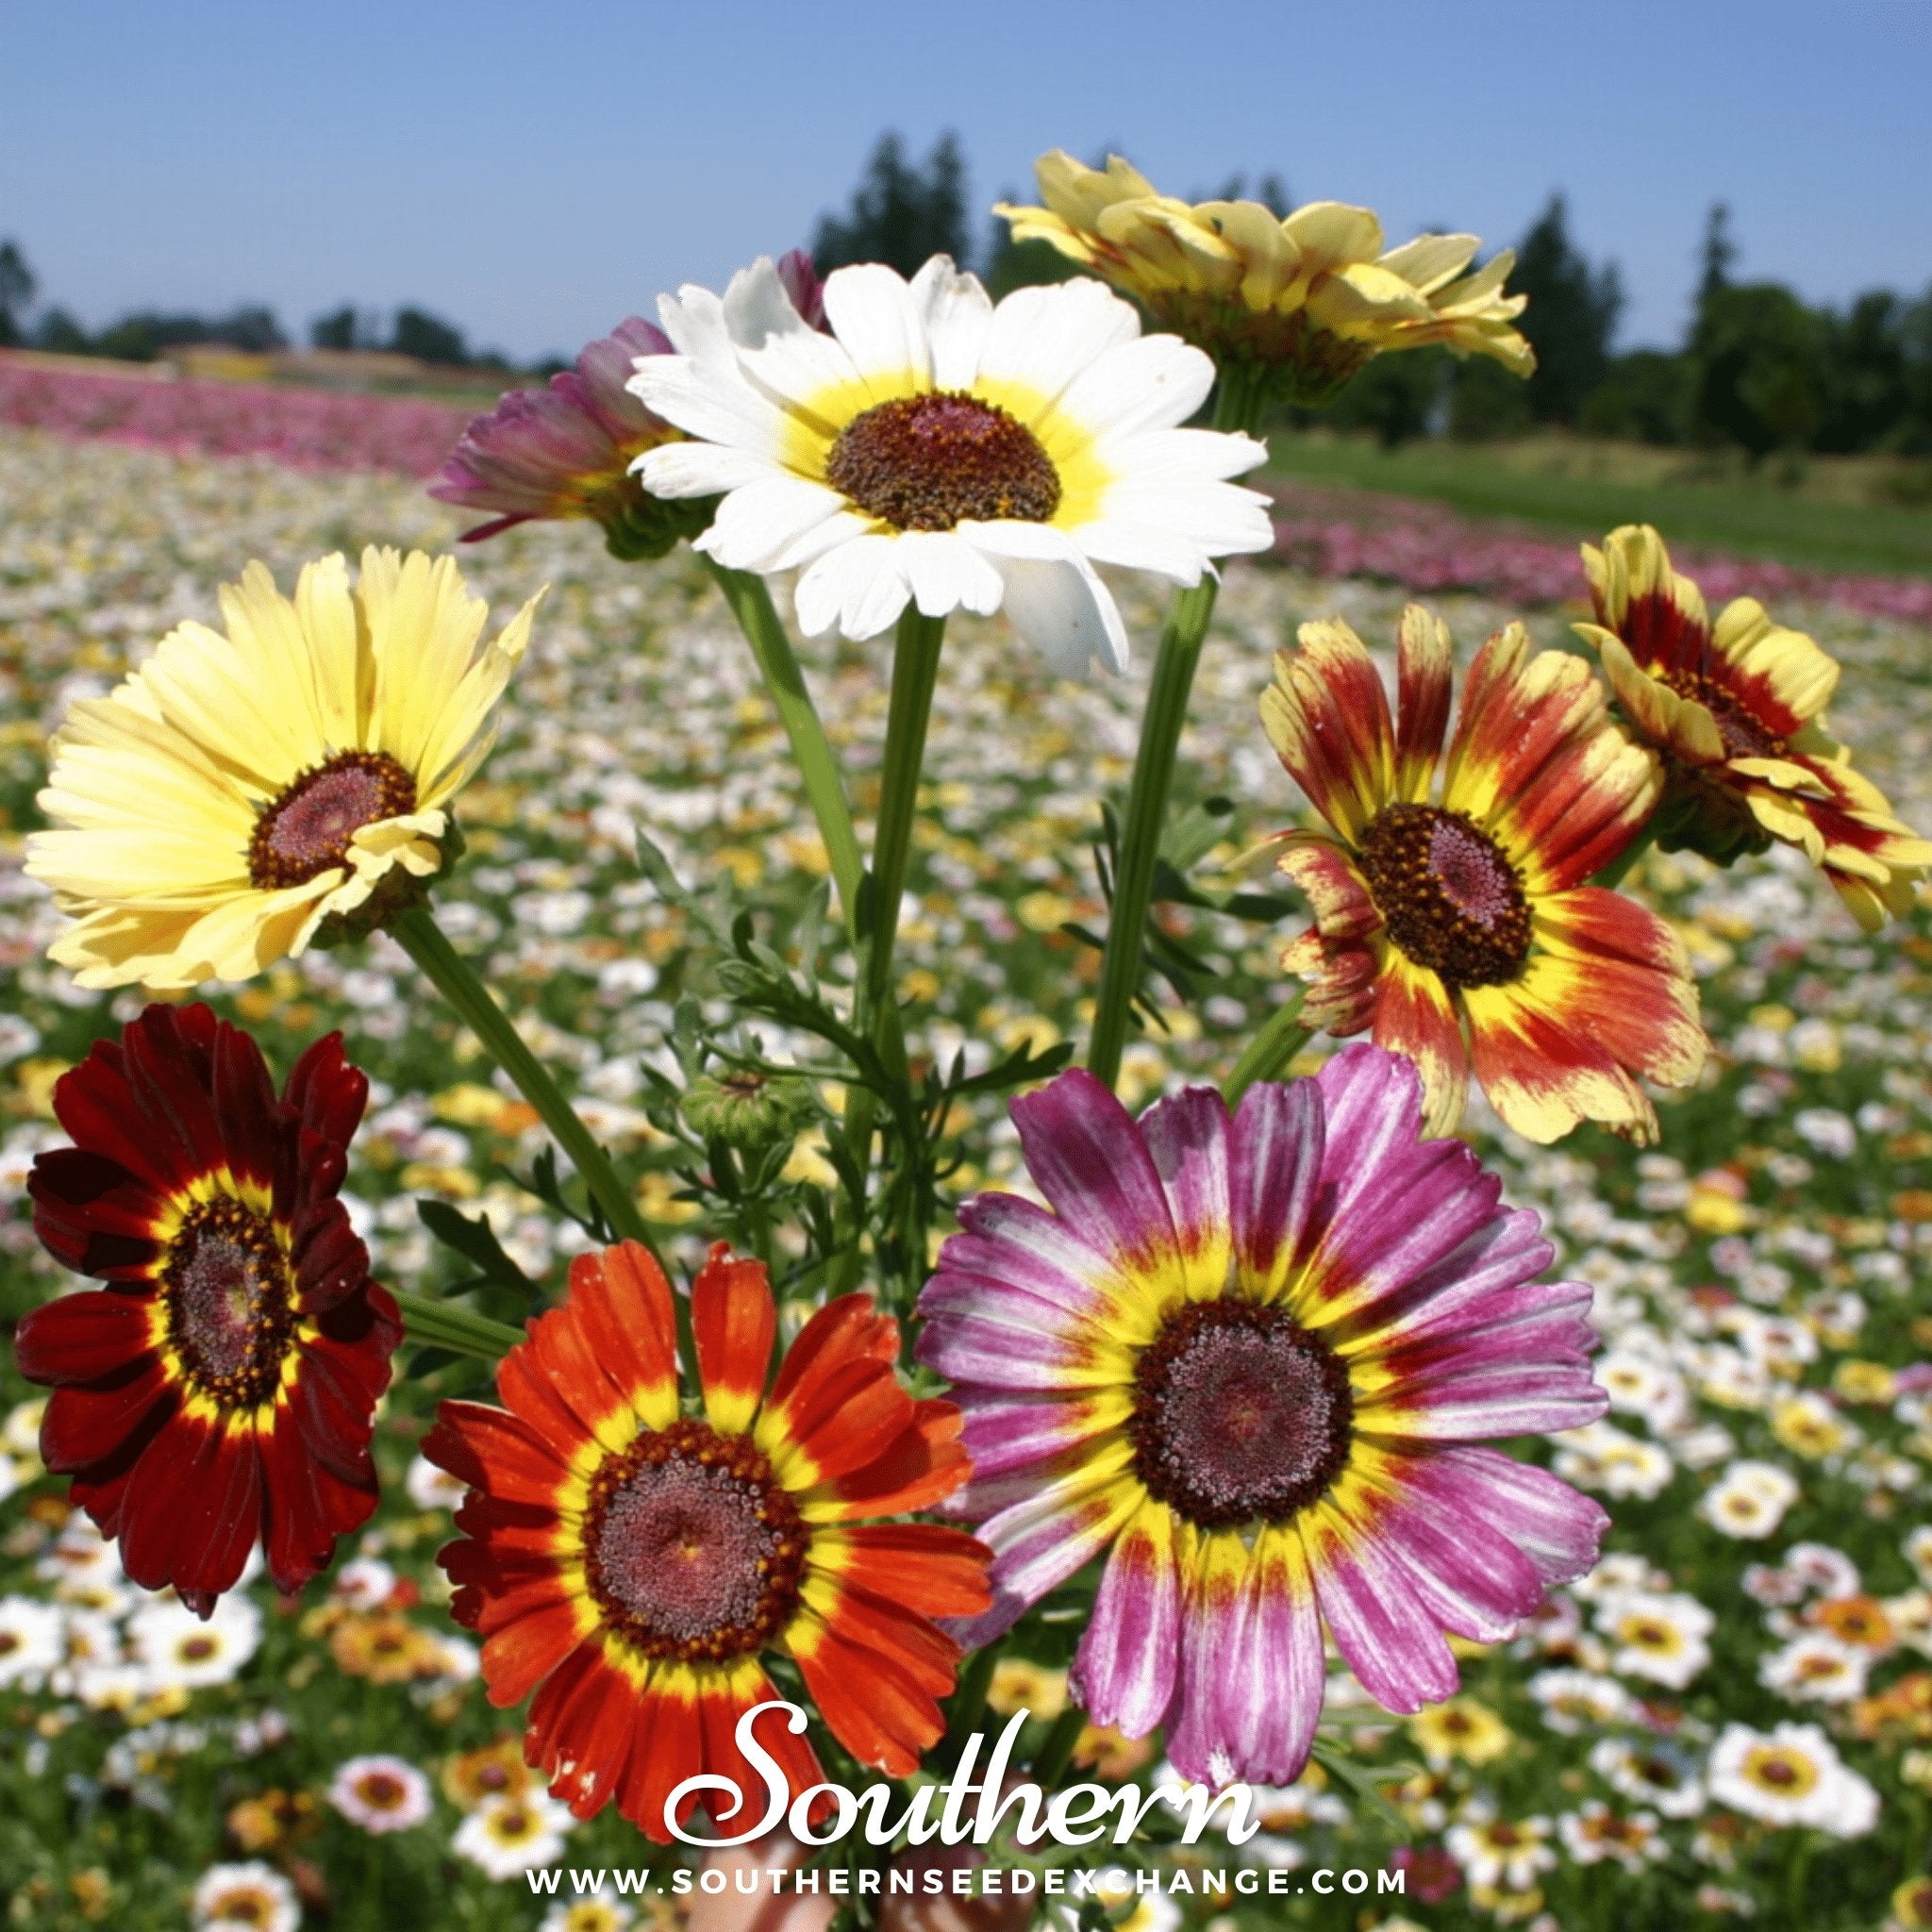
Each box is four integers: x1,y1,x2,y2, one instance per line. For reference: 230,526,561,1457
27,549,539,989
997,151,1533,401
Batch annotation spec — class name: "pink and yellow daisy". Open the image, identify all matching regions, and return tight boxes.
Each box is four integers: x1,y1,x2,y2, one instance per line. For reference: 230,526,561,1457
916,1045,1609,1784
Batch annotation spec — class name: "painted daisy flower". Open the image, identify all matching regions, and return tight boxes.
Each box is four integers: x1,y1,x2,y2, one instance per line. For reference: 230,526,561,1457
426,1239,990,1841
431,316,703,556
128,1595,263,1690
628,255,1274,675
328,1754,435,1833
1576,524,1932,925
1262,605,1706,1142
451,1790,575,1879
16,1005,399,1613
1557,1802,1664,1870
997,152,1532,402
0,1597,65,1690
25,548,540,990
1707,1722,1878,1835
915,1044,1608,1785
190,1863,301,1932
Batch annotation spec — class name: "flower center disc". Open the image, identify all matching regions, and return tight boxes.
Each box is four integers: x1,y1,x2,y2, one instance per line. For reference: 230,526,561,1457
249,751,418,889
163,1198,296,1407
1660,670,1788,760
1359,803,1532,988
824,391,1061,531
584,1419,808,1661
1130,1300,1354,1529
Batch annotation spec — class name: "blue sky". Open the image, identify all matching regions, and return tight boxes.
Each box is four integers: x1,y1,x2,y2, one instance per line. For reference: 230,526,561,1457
3,0,1927,362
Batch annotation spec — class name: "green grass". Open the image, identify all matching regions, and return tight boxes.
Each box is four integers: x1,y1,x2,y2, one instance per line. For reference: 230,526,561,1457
1265,432,1932,579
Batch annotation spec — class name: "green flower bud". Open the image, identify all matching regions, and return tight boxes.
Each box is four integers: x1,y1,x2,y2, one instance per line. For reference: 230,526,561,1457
680,1070,816,1152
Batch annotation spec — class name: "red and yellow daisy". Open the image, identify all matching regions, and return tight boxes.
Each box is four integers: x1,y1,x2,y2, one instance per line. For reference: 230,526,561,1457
1576,525,1931,928
425,1241,990,1842
1262,606,1705,1142
17,1005,399,1613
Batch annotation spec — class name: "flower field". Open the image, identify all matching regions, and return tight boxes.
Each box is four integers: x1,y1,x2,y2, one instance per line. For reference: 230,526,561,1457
2,419,1930,1932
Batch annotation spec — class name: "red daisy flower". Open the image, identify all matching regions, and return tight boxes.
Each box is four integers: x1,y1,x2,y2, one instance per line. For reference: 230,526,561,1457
425,1240,991,1842
17,1004,400,1614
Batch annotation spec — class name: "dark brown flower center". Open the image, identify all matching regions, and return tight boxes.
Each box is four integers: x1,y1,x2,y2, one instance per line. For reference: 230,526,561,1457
163,1197,297,1407
1359,803,1532,989
358,1774,406,1807
1130,1299,1354,1529
249,751,418,890
825,391,1060,531
583,1418,808,1661
1659,670,1788,760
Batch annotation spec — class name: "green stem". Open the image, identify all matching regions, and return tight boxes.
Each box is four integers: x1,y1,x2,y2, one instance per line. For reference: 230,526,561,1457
706,560,866,932
390,908,699,1388
1084,577,1220,1089
392,908,652,1250
832,608,946,1292
1030,1705,1088,1790
942,1638,1003,1758
1591,824,1656,891
859,607,947,1034
391,1289,525,1362
1085,370,1263,1091
1222,991,1310,1106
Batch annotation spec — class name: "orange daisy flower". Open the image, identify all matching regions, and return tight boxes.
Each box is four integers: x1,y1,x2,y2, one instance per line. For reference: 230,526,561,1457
1262,606,1705,1143
425,1241,990,1843
1576,525,1932,927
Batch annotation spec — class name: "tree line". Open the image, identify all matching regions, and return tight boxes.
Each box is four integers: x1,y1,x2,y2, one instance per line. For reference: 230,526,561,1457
0,243,494,370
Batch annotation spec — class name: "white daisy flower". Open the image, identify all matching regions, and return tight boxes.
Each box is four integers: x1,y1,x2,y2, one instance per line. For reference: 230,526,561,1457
191,1861,300,1932
1698,1458,1800,1539
1557,1800,1665,1869
540,1903,634,1932
329,1556,398,1610
451,1790,574,1879
405,1451,471,1511
1525,1667,1637,1735
1443,1812,1557,1890
1598,1590,1714,1690
1759,1632,1869,1704
329,1753,434,1833
630,255,1274,674
1588,1737,1707,1819
1707,1722,1877,1836
128,1595,262,1690
0,1596,65,1690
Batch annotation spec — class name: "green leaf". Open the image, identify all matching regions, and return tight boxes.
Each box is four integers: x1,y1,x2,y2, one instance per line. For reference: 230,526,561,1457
417,1200,534,1291
1308,1736,1411,1837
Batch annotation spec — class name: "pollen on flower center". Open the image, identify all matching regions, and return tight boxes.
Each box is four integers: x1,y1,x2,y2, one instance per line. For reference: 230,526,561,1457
163,1197,296,1407
1130,1299,1354,1529
824,391,1061,531
248,751,419,891
1660,670,1788,760
583,1418,808,1660
1359,803,1533,989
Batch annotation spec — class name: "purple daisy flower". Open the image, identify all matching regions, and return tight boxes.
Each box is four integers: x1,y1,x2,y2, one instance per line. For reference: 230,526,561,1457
430,317,704,558
915,1041,1609,1785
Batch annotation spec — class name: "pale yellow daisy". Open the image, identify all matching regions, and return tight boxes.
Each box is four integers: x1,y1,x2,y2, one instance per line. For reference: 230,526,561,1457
27,548,539,989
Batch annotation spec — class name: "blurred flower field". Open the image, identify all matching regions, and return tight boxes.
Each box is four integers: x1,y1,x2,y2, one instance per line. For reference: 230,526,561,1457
2,423,1931,1930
